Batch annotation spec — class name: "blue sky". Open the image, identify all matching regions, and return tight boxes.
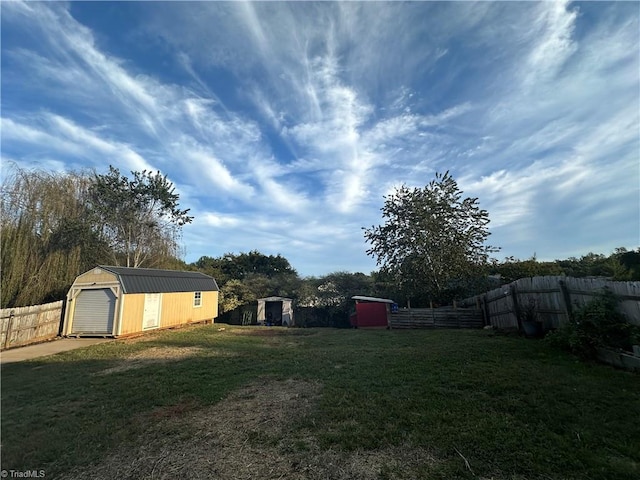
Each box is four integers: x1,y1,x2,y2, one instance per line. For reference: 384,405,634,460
2,1,638,276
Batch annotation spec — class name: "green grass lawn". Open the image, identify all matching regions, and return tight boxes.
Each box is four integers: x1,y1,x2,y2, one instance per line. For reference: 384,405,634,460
2,325,639,479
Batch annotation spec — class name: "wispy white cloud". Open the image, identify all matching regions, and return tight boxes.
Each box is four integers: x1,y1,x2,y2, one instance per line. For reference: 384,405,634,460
247,156,312,212
2,0,295,207
2,114,155,173
1,117,81,156
179,147,255,197
522,0,578,87
2,0,637,273
200,212,242,228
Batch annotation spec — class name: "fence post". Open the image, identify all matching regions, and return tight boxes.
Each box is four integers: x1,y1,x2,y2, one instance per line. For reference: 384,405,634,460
558,280,573,326
481,295,489,327
4,311,15,350
510,284,522,332
453,300,460,328
58,299,67,336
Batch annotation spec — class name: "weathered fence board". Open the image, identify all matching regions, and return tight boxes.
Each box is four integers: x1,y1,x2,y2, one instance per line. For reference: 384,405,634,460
0,301,64,350
460,276,640,329
390,307,483,329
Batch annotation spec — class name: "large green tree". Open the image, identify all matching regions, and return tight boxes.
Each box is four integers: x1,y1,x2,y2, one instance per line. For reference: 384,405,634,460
489,255,564,284
88,166,193,268
364,171,499,305
193,251,300,313
489,248,640,284
298,272,374,308
1,165,192,307
0,167,111,307
615,247,640,280
296,271,375,328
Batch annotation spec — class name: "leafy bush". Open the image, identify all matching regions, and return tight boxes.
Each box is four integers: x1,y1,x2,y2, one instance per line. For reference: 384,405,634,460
545,288,639,359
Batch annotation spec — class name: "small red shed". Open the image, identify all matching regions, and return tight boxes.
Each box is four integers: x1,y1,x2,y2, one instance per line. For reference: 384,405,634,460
350,296,396,328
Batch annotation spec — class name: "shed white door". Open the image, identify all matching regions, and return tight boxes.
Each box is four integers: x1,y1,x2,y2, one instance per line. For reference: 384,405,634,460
143,293,161,330
72,288,116,334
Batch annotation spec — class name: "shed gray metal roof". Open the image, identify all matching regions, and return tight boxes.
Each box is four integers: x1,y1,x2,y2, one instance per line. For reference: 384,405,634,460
257,296,292,302
99,266,219,294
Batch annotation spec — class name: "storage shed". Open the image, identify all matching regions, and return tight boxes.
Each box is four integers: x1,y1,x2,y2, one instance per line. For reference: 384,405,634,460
257,297,293,326
63,266,218,337
350,296,396,328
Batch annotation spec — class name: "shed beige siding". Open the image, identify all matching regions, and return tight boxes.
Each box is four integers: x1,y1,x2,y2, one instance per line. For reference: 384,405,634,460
119,291,218,336
74,268,118,285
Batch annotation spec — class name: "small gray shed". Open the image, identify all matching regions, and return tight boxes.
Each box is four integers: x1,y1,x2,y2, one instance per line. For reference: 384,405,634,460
257,297,293,326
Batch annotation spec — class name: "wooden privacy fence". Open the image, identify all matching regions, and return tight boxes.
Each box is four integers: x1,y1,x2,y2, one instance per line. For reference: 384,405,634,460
0,300,64,350
390,307,483,329
459,276,640,330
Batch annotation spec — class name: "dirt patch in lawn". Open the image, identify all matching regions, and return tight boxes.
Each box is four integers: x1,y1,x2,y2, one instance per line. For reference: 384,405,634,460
230,328,287,336
129,346,204,360
229,328,316,350
230,328,318,337
65,378,438,479
95,346,233,375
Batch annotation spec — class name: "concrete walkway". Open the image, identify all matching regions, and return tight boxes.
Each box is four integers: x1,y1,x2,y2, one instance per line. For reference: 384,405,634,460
0,338,112,364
